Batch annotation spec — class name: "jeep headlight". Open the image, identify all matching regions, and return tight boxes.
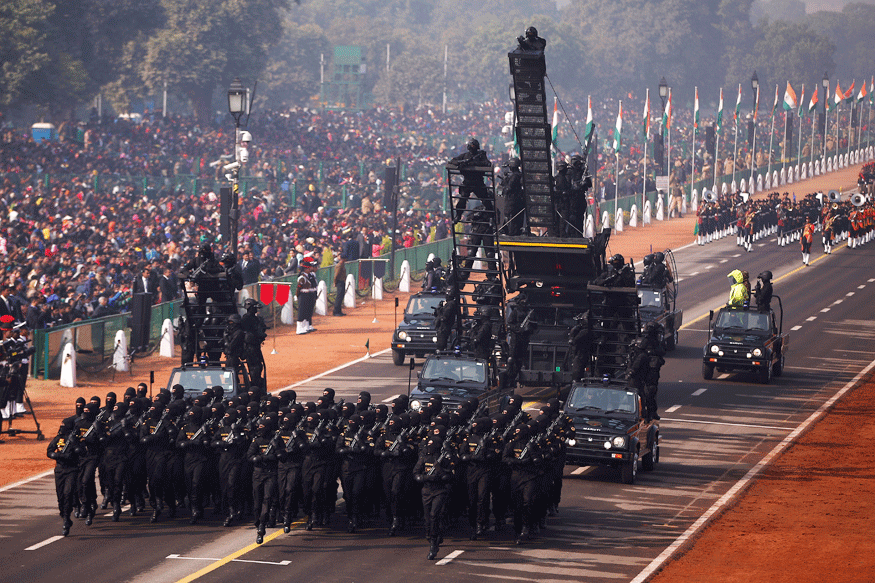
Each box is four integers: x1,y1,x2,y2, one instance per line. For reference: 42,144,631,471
398,331,409,341
410,400,422,411
710,344,720,354
566,438,576,447
431,336,437,343
612,436,627,449
752,348,763,357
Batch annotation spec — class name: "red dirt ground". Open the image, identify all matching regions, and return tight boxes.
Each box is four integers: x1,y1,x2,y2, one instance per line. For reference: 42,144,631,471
2,163,871,582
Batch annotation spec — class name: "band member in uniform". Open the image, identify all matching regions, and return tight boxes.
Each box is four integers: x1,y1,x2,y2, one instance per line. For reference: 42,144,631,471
296,257,319,335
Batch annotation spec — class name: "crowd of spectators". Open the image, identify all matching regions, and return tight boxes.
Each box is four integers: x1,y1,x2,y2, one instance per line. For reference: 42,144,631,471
0,94,866,328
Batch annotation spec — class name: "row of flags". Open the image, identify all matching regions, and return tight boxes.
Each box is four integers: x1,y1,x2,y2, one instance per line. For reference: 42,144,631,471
551,77,875,154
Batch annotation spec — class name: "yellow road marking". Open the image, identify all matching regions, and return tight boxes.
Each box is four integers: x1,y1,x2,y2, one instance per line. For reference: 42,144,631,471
174,522,301,583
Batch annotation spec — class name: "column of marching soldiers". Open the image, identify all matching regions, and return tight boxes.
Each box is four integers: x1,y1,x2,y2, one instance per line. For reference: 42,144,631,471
47,384,574,560
694,187,875,263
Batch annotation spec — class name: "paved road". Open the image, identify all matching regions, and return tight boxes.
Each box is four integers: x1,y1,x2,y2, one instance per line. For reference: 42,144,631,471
3,228,874,583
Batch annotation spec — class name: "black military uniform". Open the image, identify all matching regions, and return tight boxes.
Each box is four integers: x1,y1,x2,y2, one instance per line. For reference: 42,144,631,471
140,402,177,522
567,311,592,381
99,402,133,521
301,410,335,529
502,424,542,544
499,158,525,235
277,407,306,532
73,403,102,525
450,138,492,221
461,417,501,538
754,271,773,312
241,299,268,388
47,419,80,536
212,408,248,527
378,414,416,535
176,405,212,523
248,416,280,544
553,160,572,236
336,414,373,532
413,428,454,560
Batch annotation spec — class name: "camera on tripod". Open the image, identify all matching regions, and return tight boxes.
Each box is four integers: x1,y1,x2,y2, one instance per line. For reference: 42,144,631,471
0,338,34,363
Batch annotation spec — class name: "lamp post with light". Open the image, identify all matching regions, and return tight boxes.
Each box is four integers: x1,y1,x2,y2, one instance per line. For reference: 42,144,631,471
227,78,249,258
658,77,668,176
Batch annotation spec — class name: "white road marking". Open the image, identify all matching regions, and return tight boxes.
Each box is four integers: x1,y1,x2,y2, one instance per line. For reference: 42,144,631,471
791,325,802,331
660,418,796,430
719,259,728,264
847,292,855,296
436,550,464,566
757,243,766,247
665,405,682,413
806,316,817,321
0,469,53,493
858,285,866,289
688,271,700,277
832,299,843,305
25,536,64,551
868,278,875,283
570,466,592,475
732,254,741,257
166,554,291,566
705,265,714,270
820,307,831,313
691,388,707,396
381,394,400,403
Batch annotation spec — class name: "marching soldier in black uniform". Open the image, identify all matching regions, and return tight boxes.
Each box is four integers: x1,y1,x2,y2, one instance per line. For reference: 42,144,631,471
48,419,80,536
140,402,177,522
413,426,455,560
100,401,133,521
73,402,102,526
212,407,248,527
248,415,280,544
277,406,306,532
461,416,501,539
336,413,373,533
503,423,542,544
176,405,212,524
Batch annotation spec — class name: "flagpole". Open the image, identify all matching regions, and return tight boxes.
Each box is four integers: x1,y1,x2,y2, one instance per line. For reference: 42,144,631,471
835,100,840,167
797,106,803,176
692,87,699,207
823,85,829,167
643,89,649,215
750,88,758,191
665,87,674,209
733,85,740,189
810,105,816,171
714,123,721,191
767,86,776,186
615,99,621,221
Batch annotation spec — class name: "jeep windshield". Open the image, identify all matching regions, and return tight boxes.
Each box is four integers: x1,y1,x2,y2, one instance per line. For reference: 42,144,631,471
568,386,637,415
167,367,238,399
421,357,487,384
637,289,663,308
406,295,444,317
715,310,771,332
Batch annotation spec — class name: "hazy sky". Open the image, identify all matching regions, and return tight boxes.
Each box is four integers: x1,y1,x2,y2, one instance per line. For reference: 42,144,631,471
804,0,875,11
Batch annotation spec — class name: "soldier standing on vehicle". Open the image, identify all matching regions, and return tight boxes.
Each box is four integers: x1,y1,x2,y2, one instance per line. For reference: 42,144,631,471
567,312,592,381
754,271,773,312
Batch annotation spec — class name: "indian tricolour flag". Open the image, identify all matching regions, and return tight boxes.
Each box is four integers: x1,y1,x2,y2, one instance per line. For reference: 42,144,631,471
551,97,560,145
808,86,818,112
832,81,843,110
693,87,699,128
663,89,672,131
843,80,855,101
771,84,779,116
858,82,868,103
613,101,623,152
642,88,650,141
734,84,742,125
716,88,724,134
797,85,805,118
585,96,594,141
783,82,797,111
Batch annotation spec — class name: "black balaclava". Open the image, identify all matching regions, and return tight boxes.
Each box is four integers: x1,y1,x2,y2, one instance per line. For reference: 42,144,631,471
172,384,185,400
424,436,443,456
105,392,117,410
374,404,388,423
356,391,371,412
74,397,86,417
188,406,203,425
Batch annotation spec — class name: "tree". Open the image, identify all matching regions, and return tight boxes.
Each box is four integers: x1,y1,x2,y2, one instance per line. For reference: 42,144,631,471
0,0,53,108
139,0,290,122
751,20,834,92
260,22,332,108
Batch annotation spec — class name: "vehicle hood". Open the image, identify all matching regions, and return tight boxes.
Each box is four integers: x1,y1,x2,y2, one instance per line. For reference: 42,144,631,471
564,411,637,436
712,330,769,343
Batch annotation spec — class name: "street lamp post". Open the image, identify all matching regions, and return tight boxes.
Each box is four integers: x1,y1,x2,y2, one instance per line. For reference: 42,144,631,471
822,72,829,165
227,78,248,258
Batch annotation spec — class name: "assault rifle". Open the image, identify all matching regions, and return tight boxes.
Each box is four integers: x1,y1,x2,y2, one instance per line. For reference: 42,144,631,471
388,426,412,453
309,419,327,445
501,408,527,441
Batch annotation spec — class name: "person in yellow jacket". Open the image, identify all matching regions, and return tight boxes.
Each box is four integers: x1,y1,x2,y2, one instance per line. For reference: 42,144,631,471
727,269,749,307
